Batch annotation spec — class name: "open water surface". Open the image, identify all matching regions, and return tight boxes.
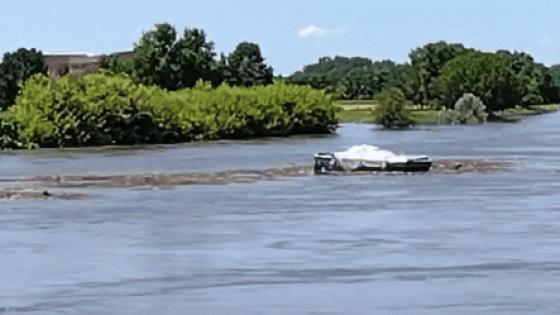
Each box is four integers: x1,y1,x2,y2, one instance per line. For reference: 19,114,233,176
1,112,560,314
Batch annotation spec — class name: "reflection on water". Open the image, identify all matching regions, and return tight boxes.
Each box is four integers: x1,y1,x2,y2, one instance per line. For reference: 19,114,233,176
1,111,560,314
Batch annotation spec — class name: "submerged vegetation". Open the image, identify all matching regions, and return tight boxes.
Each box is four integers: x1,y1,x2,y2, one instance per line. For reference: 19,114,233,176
4,73,337,149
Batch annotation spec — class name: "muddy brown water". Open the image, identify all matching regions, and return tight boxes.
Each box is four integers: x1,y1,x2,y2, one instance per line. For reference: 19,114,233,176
1,111,560,314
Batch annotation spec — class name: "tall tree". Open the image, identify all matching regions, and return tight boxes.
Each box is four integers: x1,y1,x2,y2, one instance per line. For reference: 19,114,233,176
133,23,177,88
132,23,216,90
497,50,550,106
168,28,217,89
224,42,273,87
0,48,47,110
409,41,473,105
544,65,560,103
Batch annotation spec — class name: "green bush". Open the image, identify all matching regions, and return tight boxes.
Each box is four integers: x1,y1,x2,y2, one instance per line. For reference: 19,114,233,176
436,93,488,124
100,54,134,76
155,80,339,139
6,74,55,147
373,87,414,128
0,118,22,150
7,73,339,148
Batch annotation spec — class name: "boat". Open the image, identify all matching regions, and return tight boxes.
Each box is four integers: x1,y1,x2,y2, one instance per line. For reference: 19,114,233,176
314,144,432,173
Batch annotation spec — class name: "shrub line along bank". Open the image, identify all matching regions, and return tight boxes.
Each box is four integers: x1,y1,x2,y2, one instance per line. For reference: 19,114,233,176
1,72,338,149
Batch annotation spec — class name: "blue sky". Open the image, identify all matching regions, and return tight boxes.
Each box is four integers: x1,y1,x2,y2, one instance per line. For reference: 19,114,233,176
2,0,560,76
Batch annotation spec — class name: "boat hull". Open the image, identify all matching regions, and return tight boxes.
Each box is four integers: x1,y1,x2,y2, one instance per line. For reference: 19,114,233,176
314,148,432,174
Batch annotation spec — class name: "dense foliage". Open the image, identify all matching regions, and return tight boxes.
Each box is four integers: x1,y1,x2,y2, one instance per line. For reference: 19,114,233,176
408,41,474,105
436,93,488,124
0,48,47,110
286,56,398,100
546,65,560,103
100,54,134,76
496,50,551,106
372,87,414,128
0,118,22,149
288,41,560,113
550,65,560,86
6,73,338,148
101,24,276,90
132,23,217,90
434,52,524,113
221,42,273,87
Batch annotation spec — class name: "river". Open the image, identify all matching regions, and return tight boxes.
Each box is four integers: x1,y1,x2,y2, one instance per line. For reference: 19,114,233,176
1,111,559,314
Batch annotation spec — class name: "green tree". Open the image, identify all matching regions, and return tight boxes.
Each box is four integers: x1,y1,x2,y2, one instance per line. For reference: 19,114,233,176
340,67,392,100
224,42,273,87
544,65,560,103
285,55,375,91
132,23,216,90
168,28,218,89
373,87,414,128
497,50,550,106
435,51,523,113
286,55,399,100
132,23,177,88
0,48,47,110
409,41,473,105
387,63,424,105
550,64,560,86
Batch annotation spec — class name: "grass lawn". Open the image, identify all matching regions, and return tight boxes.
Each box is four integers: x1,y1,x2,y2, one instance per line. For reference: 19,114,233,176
409,110,440,125
335,100,439,124
336,100,379,106
498,104,559,117
337,109,439,125
337,109,377,123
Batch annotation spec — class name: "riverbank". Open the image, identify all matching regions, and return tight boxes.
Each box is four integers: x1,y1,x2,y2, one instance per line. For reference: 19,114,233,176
0,158,519,201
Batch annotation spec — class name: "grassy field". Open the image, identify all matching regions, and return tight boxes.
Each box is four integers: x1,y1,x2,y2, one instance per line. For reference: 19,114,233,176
498,104,560,116
336,108,440,124
335,101,560,125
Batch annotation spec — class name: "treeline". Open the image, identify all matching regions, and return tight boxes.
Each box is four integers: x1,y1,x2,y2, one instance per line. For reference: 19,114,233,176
288,56,398,100
0,23,276,113
286,41,560,111
100,23,273,90
0,23,338,149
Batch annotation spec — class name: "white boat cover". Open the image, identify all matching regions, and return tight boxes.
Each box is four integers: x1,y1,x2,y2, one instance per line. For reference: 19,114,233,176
329,144,428,171
334,144,406,162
